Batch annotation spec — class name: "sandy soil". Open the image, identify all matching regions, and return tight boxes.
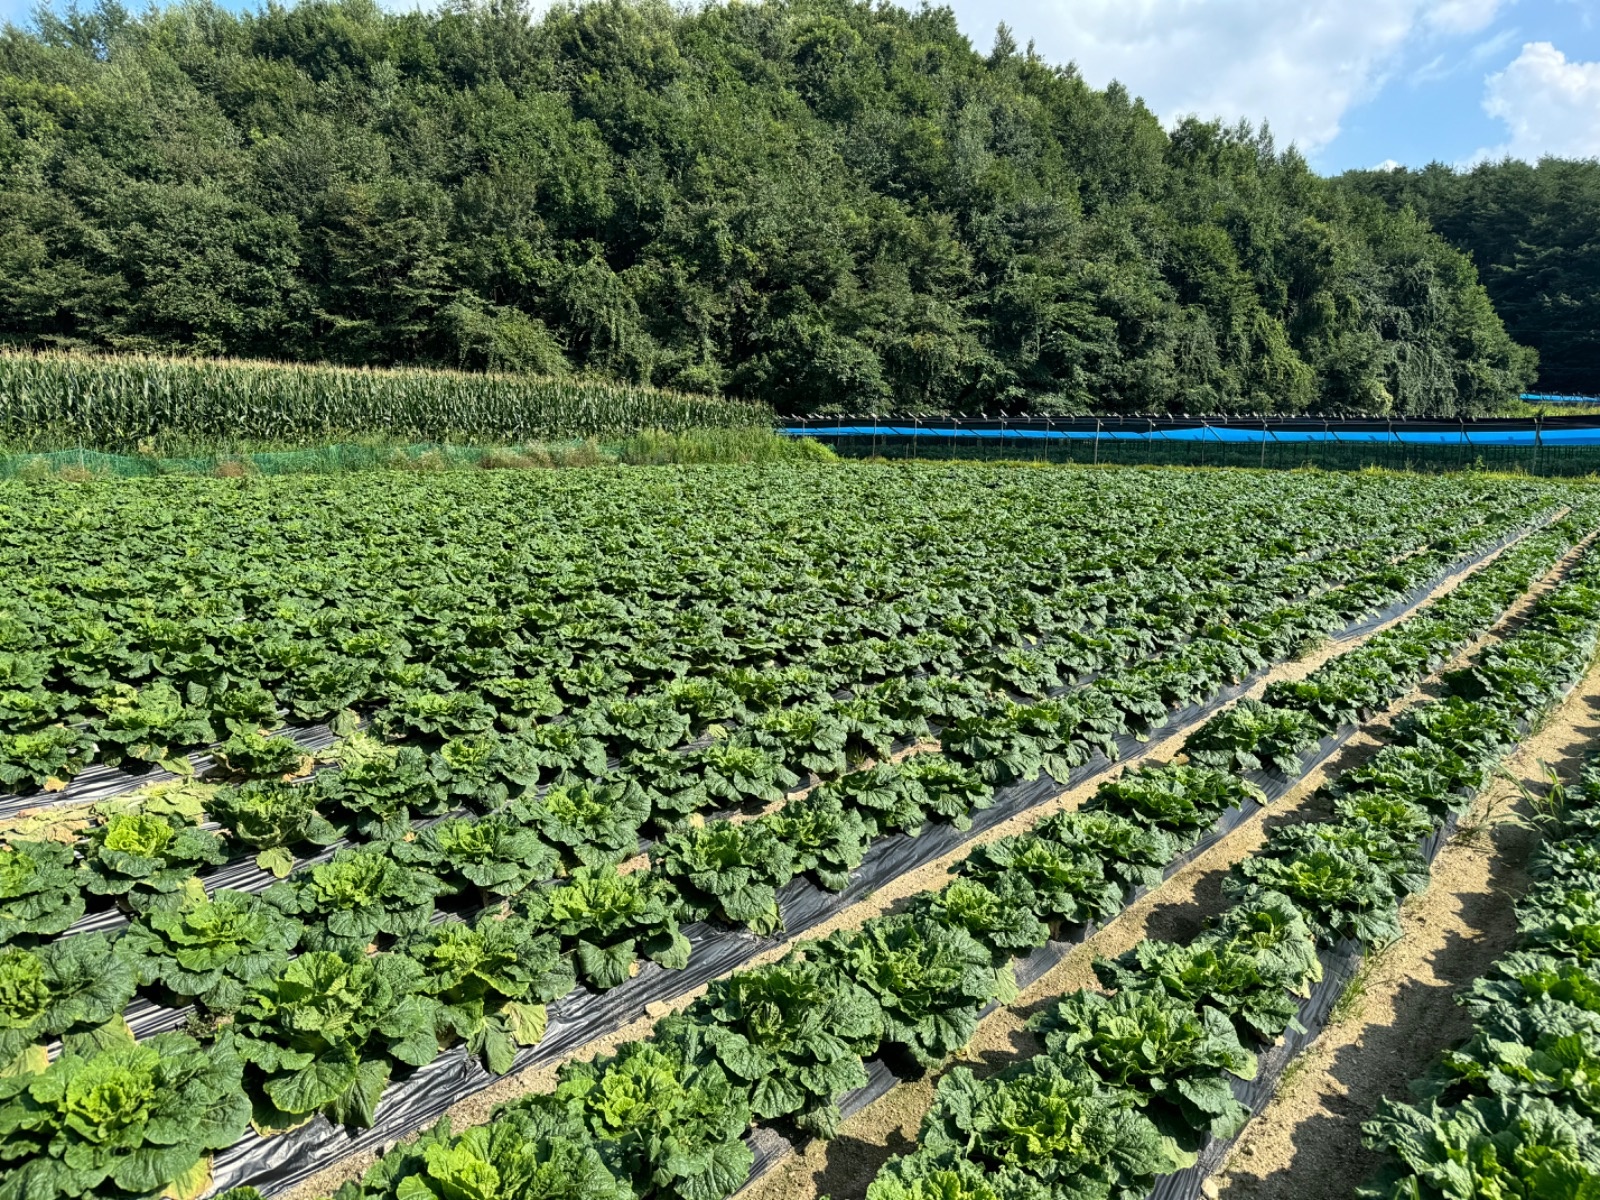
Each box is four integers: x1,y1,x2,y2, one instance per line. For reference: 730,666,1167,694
279,523,1564,1200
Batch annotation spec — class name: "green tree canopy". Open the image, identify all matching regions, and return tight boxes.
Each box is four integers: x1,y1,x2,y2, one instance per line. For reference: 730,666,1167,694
0,0,1535,415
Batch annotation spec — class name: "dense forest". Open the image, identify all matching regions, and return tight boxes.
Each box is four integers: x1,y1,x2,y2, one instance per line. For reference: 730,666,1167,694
1341,158,1600,400
0,0,1537,416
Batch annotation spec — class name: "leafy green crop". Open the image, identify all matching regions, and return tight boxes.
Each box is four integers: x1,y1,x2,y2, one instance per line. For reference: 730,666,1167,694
207,779,340,876
764,790,871,891
405,913,574,1074
960,835,1123,932
82,812,228,912
909,875,1050,966
531,865,689,990
329,1113,633,1200
1360,1095,1600,1200
544,1040,754,1200
911,1059,1191,1199
266,847,443,953
225,950,443,1130
1030,989,1258,1147
654,819,794,934
0,1032,250,1200
662,951,882,1137
1087,763,1264,845
0,839,84,945
511,777,650,870
1185,699,1325,776
812,915,1011,1069
393,814,559,902
118,888,303,1012
0,934,134,1069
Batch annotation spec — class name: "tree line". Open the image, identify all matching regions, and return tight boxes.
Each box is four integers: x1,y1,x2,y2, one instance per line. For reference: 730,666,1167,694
0,0,1538,415
1340,158,1600,400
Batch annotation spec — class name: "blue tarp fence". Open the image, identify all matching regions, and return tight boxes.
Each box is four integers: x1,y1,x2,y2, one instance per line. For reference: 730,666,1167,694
782,415,1600,475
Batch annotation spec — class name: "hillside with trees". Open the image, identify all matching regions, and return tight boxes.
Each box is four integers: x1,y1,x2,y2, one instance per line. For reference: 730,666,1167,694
0,0,1536,415
1341,158,1600,399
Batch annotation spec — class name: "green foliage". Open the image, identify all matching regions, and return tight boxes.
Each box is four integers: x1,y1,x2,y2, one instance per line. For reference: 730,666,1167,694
654,819,795,934
82,812,227,912
1359,1095,1600,1200
812,915,1011,1069
1030,989,1258,1147
392,815,560,902
405,913,574,1074
225,950,443,1130
328,1114,634,1200
118,888,303,1013
662,951,883,1137
511,777,650,870
0,934,134,1067
0,0,1534,419
0,839,83,945
543,1041,754,1200
910,1059,1191,1199
531,865,689,991
266,847,443,953
0,1033,250,1200
1185,699,1326,776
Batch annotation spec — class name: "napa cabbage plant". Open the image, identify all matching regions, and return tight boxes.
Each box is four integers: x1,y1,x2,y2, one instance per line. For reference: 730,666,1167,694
661,951,883,1137
907,876,1050,966
0,1032,250,1200
1029,988,1258,1147
265,847,443,953
211,731,309,781
328,1112,632,1200
0,725,95,792
0,839,84,945
531,864,690,991
118,888,303,1012
654,819,794,934
1359,1095,1600,1200
811,915,1011,1069
405,913,575,1074
207,779,340,876
225,950,443,1130
910,1058,1191,1199
764,789,871,891
1184,700,1325,777
312,738,448,840
1088,763,1264,843
0,934,134,1069
511,777,649,869
544,1039,754,1200
960,835,1123,933
392,814,559,902
82,812,228,912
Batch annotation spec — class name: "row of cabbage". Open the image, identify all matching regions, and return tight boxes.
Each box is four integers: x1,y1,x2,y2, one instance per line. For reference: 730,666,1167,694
0,469,1549,797
0,486,1579,1200
1357,760,1600,1196
856,509,1600,1199
4,492,1568,1200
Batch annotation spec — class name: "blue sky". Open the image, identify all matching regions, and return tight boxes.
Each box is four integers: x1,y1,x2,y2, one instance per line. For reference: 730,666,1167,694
936,0,1600,171
3,0,1596,173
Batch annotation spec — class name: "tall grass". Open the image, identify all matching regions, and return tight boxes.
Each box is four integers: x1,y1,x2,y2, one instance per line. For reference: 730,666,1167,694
0,351,773,452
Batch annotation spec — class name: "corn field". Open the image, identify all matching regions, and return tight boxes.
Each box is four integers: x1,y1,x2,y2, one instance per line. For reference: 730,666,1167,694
0,352,773,451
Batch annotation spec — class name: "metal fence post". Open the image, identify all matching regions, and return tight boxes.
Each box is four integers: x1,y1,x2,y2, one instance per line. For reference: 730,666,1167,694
1093,417,1102,467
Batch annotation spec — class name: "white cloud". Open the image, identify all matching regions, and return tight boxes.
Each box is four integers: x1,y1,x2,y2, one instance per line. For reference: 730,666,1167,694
947,0,1509,151
1373,158,1405,170
1476,40,1600,160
